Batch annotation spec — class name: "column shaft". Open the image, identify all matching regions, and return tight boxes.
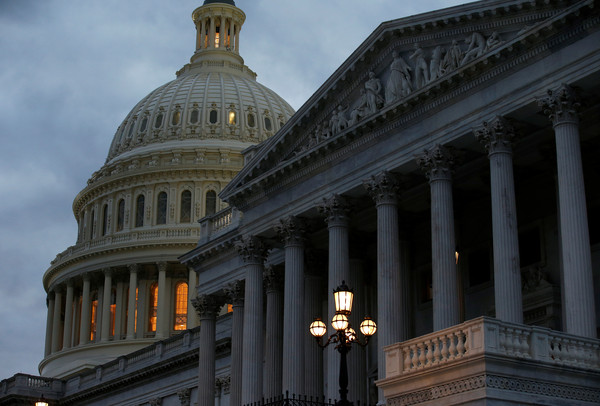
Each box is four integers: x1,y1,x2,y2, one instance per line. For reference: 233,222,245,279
101,270,113,341
62,283,74,349
187,268,199,329
126,266,138,339
51,290,63,353
194,295,220,406
156,263,168,339
44,294,55,356
264,271,283,398
227,281,245,406
304,272,324,399
79,276,91,344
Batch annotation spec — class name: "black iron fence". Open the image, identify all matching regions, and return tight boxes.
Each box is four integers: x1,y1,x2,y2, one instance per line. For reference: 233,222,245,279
243,392,335,406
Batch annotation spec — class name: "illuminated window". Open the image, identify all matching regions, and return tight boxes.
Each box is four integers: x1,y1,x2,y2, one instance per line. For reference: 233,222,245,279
156,192,167,225
205,190,217,216
228,110,236,125
180,190,192,223
171,110,181,126
135,195,144,227
148,283,158,332
116,199,125,231
101,204,108,236
110,289,116,337
90,295,98,341
173,282,188,331
215,30,220,48
154,113,163,128
227,304,233,313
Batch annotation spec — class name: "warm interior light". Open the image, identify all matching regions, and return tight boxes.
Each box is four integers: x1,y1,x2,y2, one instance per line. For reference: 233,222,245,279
228,111,236,125
35,396,49,406
455,250,459,264
309,317,327,338
331,313,349,331
360,316,377,336
333,281,354,314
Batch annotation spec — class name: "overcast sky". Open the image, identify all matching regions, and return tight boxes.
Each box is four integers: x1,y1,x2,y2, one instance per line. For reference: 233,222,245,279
0,0,467,379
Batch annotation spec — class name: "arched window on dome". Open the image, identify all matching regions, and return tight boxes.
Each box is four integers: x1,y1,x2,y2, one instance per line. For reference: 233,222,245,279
247,112,256,128
140,117,148,132
171,110,181,126
190,109,199,124
209,110,218,124
180,190,192,223
154,113,163,129
135,195,145,227
173,282,188,331
101,204,109,236
156,192,168,225
116,199,125,231
205,190,217,216
264,116,273,132
90,291,98,342
127,120,136,138
148,283,158,333
228,110,236,125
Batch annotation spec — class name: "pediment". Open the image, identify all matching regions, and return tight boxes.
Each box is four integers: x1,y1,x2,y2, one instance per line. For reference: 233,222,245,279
221,0,595,208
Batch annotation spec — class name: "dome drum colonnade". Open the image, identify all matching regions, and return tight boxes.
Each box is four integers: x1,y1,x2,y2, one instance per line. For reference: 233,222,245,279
40,0,294,378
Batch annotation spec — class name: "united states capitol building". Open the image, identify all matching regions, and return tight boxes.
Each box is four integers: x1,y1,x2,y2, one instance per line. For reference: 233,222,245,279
2,0,600,405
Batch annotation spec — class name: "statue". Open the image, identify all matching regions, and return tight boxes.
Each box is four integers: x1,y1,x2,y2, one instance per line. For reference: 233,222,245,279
442,40,462,72
348,90,367,126
364,71,383,115
429,45,443,81
485,31,502,50
461,32,486,65
409,44,430,88
385,51,412,104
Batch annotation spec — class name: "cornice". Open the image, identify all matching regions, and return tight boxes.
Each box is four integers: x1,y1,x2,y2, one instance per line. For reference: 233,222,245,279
223,0,597,210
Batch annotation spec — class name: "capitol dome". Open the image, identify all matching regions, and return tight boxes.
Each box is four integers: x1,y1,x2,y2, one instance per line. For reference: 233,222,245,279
40,0,293,379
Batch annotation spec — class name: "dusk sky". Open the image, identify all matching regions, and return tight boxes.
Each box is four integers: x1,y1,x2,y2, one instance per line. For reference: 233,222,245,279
0,0,467,379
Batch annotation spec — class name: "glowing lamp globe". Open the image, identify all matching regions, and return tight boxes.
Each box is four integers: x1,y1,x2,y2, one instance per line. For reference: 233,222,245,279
360,316,377,336
309,318,327,337
331,313,349,331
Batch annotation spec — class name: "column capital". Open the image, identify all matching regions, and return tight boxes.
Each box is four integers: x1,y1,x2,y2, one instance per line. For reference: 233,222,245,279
102,267,113,277
275,216,307,246
127,263,139,274
538,84,580,126
191,294,223,319
416,144,458,182
236,235,268,265
363,170,401,205
318,194,351,226
263,266,283,293
177,388,191,406
156,261,168,273
474,116,516,155
225,280,245,307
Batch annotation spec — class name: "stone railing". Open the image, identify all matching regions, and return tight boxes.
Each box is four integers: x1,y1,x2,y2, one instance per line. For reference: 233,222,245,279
0,373,63,400
384,316,600,379
51,226,201,266
198,207,242,243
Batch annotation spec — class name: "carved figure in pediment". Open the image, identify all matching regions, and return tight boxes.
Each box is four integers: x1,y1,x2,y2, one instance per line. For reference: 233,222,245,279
485,31,502,51
330,105,348,135
410,44,430,88
429,45,443,81
385,51,412,104
348,89,367,126
365,71,384,114
443,40,463,72
461,32,486,65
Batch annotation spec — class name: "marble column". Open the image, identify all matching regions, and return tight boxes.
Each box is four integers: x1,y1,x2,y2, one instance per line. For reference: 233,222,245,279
364,171,405,403
192,294,223,406
44,292,55,356
114,281,125,339
318,194,351,402
156,262,168,339
539,85,597,338
62,281,75,349
276,216,307,396
187,267,199,329
263,267,284,398
417,145,461,330
304,252,324,400
475,117,523,323
79,274,91,345
225,280,245,406
347,258,367,405
100,268,113,342
126,264,138,339
51,288,63,353
237,235,268,404
209,16,215,48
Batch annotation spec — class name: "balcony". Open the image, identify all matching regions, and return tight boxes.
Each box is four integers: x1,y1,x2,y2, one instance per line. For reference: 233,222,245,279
378,316,600,405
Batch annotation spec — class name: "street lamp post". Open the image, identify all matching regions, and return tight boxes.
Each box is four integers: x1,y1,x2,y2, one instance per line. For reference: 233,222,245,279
309,281,377,406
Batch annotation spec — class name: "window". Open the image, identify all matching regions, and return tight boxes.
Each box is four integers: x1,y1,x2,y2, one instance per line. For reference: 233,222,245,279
209,110,218,124
156,192,167,225
247,113,256,128
110,289,116,337
116,199,125,231
173,282,188,331
148,283,158,332
264,117,272,131
90,209,96,239
135,195,145,227
180,190,192,223
228,110,236,125
171,110,181,126
205,190,217,216
101,204,108,236
127,121,136,138
154,113,163,129
140,117,148,132
190,109,199,124
90,293,98,341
